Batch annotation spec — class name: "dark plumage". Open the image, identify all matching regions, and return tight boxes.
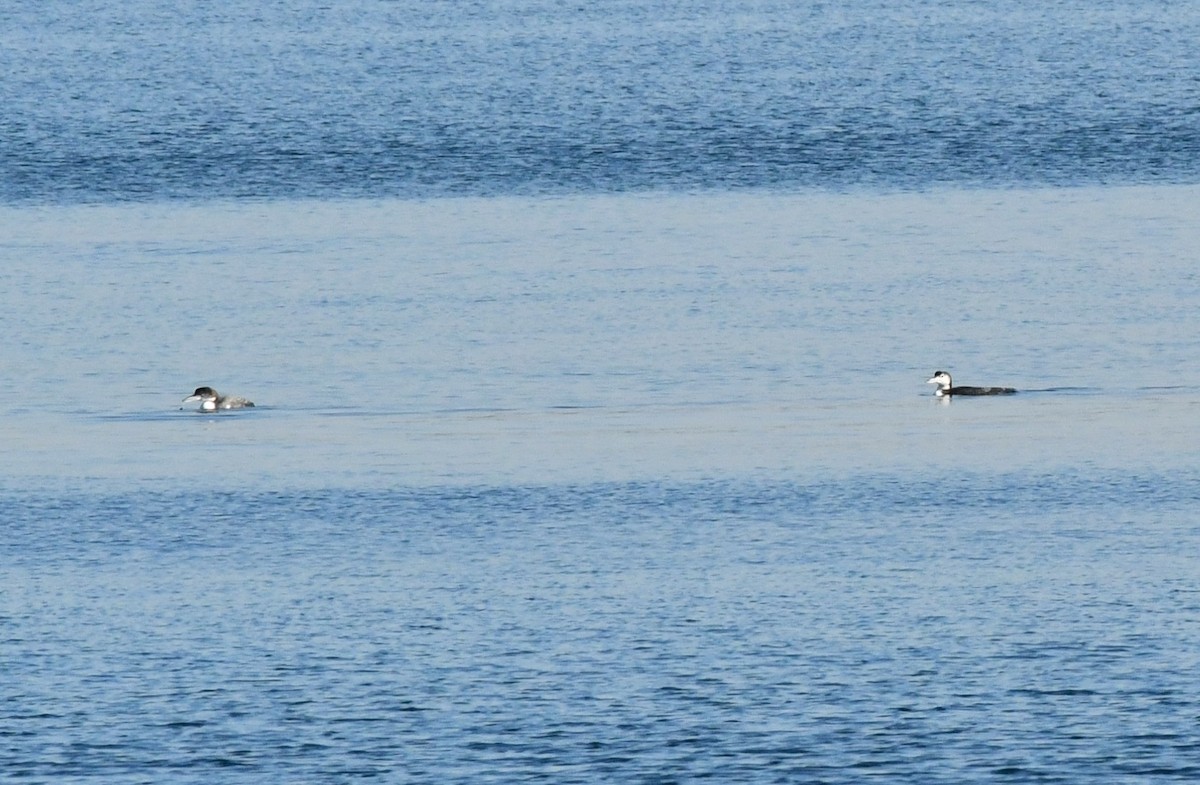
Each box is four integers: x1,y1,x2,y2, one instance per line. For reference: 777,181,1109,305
926,371,1016,397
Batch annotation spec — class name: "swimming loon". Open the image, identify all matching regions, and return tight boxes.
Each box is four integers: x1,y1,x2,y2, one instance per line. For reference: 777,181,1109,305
183,386,255,411
926,371,1017,397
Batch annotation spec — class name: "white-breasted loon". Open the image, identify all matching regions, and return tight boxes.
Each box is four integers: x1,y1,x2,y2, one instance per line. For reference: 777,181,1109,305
183,386,255,411
926,371,1016,397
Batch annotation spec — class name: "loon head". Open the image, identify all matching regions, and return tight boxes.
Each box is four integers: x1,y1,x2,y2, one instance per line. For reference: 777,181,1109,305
926,370,952,396
183,386,220,410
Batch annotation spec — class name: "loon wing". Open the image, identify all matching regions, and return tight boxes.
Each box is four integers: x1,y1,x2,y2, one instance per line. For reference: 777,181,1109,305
956,386,1017,396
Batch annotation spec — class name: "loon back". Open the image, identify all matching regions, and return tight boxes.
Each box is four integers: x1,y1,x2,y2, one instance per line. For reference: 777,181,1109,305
947,384,1018,396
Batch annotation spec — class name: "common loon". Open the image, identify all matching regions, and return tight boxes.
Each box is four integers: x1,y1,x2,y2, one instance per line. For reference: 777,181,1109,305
183,386,255,411
926,371,1016,397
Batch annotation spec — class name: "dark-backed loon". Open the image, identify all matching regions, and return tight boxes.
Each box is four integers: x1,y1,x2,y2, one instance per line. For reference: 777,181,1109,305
926,371,1016,397
183,386,255,411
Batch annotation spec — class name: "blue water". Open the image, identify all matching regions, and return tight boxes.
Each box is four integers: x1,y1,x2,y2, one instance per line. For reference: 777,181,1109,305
3,0,1200,202
5,475,1200,782
4,1,1200,782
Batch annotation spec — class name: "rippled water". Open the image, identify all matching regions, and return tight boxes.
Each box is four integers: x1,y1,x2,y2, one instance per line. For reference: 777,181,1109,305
3,0,1199,202
6,473,1200,783
4,186,1200,782
4,0,1200,781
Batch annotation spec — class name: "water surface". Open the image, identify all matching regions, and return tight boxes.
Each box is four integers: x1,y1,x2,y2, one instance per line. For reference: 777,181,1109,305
3,0,1199,201
4,0,1200,779
3,187,1200,782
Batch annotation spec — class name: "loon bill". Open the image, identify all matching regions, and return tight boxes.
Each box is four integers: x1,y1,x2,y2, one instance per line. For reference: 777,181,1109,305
926,370,1017,397
182,386,255,411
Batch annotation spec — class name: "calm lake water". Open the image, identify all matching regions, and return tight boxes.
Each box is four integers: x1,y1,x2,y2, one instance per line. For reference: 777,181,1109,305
4,0,1200,782
5,187,1200,783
